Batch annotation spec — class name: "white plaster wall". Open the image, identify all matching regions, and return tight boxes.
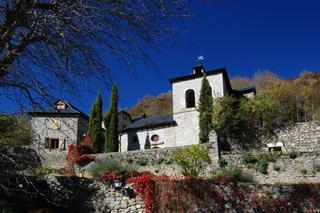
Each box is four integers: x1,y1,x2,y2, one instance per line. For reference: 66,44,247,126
171,72,225,146
172,72,224,114
173,110,200,146
120,126,175,151
119,133,128,152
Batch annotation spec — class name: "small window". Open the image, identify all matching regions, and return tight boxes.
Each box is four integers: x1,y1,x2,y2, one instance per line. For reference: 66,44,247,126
185,89,195,108
44,138,59,150
151,134,159,142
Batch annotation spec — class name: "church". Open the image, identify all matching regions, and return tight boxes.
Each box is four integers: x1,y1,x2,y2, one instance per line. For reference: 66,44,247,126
118,65,255,152
28,65,255,154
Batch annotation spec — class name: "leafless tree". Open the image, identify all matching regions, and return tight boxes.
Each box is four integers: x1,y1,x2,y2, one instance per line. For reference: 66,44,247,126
0,0,191,110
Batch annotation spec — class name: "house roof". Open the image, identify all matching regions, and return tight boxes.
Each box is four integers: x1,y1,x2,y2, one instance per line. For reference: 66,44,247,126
169,67,233,94
28,100,89,120
232,86,256,96
122,114,176,132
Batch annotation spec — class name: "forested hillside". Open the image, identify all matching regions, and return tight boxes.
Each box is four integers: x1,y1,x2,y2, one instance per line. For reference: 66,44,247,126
128,91,172,117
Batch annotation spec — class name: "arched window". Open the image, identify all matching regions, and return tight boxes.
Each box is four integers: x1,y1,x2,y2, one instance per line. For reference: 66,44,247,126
185,89,195,108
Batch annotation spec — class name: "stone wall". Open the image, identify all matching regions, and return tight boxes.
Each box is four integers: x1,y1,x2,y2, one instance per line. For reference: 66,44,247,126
0,174,145,212
0,144,41,173
269,121,320,152
221,152,320,184
84,142,219,177
2,174,320,212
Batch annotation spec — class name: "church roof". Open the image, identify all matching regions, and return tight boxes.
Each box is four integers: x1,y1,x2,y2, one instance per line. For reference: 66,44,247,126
28,100,89,120
122,114,176,132
232,86,256,96
169,67,233,94
169,66,256,96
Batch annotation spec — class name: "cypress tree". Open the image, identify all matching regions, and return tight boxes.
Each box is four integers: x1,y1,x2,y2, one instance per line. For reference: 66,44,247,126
199,73,213,143
104,84,119,152
88,90,103,153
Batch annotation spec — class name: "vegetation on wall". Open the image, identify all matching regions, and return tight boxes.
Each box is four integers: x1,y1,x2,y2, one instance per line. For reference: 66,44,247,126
171,145,211,177
198,74,214,143
0,114,31,146
88,90,103,153
104,84,119,152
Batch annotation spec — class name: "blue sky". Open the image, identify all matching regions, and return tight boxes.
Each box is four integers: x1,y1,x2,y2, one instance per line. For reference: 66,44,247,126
2,0,320,114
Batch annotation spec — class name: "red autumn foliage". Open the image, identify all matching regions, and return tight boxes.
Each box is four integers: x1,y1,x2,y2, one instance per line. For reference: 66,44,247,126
64,135,95,175
128,172,155,213
99,171,138,185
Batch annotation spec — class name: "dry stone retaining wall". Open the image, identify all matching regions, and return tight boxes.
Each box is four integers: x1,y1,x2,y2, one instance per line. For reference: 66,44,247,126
263,121,320,152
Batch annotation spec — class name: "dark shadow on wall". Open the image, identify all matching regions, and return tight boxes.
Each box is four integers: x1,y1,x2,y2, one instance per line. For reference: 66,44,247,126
127,132,141,151
144,133,150,149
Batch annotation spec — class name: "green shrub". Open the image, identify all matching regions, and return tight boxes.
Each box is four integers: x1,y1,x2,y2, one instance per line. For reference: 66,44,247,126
312,163,320,174
164,158,173,165
243,151,258,165
289,150,298,159
218,157,227,167
257,154,269,174
273,164,280,171
29,167,60,176
136,158,148,166
300,169,307,176
156,157,166,164
211,166,254,183
90,159,137,179
171,145,211,177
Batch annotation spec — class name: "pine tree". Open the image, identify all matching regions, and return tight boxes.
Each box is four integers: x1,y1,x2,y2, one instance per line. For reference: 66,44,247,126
105,84,119,152
199,73,213,143
88,90,103,153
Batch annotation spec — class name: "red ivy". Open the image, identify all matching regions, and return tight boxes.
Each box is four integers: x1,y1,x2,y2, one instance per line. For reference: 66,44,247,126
128,172,155,213
65,135,95,175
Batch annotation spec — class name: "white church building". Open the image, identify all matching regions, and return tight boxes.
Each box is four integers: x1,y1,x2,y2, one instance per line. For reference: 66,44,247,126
119,65,255,152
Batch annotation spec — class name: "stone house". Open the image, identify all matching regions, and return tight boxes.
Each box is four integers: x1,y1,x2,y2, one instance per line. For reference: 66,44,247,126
119,65,255,152
29,100,89,153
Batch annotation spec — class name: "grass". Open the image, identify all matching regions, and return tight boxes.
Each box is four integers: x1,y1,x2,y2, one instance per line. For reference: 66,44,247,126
29,167,60,176
312,163,320,174
243,151,279,175
156,157,166,164
211,166,254,183
273,164,281,172
300,169,307,176
90,159,138,179
136,158,148,166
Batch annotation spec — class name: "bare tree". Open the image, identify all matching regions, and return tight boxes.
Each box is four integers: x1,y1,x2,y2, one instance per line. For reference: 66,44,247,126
0,0,191,110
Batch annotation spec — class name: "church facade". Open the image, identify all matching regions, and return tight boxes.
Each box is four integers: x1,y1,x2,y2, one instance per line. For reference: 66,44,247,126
119,65,255,152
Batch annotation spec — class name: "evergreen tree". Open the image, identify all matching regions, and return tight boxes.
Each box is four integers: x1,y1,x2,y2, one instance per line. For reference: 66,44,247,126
105,84,119,152
88,90,103,153
199,73,213,143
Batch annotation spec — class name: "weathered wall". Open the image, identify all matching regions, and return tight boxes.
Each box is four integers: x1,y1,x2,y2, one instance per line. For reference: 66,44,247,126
31,115,80,168
0,144,41,173
86,141,219,177
268,121,320,152
2,174,320,212
31,115,79,150
120,125,175,151
0,174,145,212
222,152,320,184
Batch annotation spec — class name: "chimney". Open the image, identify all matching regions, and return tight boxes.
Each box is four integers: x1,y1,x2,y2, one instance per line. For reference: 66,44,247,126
192,65,205,74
